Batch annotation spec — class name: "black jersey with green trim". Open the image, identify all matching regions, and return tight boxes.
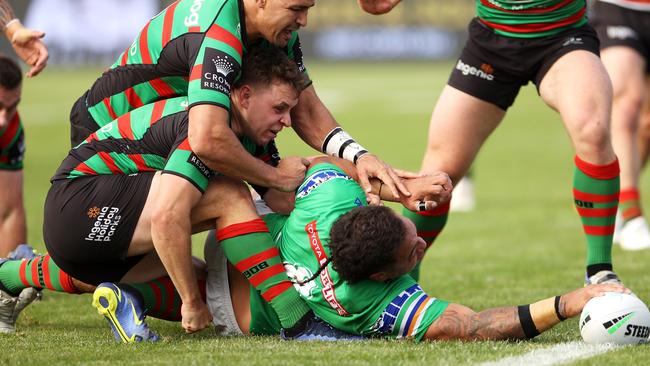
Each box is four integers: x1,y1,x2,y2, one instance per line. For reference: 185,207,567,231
54,97,280,193
82,0,307,128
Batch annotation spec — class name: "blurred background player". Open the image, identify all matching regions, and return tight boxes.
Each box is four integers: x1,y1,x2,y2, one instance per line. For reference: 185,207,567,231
360,0,624,286
0,0,48,334
590,0,650,250
0,0,47,258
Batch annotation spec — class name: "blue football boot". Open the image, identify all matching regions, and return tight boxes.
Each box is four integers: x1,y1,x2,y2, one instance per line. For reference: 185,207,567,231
92,282,159,343
280,311,365,341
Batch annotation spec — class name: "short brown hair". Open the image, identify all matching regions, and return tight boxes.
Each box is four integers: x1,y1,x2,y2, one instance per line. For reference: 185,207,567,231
234,45,305,93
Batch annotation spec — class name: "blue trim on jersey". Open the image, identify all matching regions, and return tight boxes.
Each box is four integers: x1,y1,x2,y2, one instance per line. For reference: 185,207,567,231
375,284,421,334
401,293,429,338
296,168,352,199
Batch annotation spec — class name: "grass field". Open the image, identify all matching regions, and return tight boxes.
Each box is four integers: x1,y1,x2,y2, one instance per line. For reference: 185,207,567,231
2,61,650,365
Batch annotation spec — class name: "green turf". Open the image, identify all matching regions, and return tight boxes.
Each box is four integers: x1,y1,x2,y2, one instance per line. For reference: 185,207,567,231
2,62,650,365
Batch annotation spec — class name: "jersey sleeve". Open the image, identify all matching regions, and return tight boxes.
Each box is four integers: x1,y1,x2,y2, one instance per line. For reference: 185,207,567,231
286,33,312,88
187,22,244,111
375,283,449,341
162,129,214,193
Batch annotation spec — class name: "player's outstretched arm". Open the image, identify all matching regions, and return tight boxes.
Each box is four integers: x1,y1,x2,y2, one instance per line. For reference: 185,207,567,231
357,0,402,15
291,85,411,200
425,284,630,341
0,1,48,77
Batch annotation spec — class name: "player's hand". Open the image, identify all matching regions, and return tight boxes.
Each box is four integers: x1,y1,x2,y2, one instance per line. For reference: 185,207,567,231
400,172,452,212
356,153,410,201
7,22,48,77
274,156,309,192
559,284,631,319
181,301,213,334
357,0,401,14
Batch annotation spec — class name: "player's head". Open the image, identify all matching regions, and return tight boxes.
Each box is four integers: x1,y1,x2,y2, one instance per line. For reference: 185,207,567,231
231,46,304,145
249,0,314,46
0,54,22,128
329,206,426,284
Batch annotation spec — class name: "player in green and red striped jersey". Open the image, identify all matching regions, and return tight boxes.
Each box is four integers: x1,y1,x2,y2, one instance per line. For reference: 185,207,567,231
0,46,339,338
67,0,414,334
360,0,623,286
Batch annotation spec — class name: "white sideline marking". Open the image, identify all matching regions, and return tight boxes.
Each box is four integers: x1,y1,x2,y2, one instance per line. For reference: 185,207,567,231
477,341,618,366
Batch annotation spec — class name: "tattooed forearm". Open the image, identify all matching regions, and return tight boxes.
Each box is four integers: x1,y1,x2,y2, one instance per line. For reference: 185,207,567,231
427,305,526,341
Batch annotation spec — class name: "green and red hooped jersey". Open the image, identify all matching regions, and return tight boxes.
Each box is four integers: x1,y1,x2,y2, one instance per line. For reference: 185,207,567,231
52,97,280,193
476,0,588,38
84,0,307,128
251,164,449,340
0,111,25,170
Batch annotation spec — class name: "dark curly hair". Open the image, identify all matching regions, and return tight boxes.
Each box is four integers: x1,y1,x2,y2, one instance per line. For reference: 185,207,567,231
0,54,22,90
329,206,406,284
234,45,305,94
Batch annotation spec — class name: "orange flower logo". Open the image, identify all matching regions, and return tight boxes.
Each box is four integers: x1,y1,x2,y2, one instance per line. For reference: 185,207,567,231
87,206,100,219
480,63,494,74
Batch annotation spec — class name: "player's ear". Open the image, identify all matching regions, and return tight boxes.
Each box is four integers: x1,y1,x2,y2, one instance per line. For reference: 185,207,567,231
369,271,389,282
238,85,253,109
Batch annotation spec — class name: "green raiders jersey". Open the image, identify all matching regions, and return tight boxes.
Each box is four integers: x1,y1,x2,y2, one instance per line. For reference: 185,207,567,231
476,0,588,38
53,96,280,193
252,163,449,340
84,0,307,127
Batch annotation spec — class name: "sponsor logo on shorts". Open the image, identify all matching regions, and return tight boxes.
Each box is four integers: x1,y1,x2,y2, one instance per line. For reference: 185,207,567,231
456,59,494,81
85,206,122,242
606,26,638,41
201,48,240,94
187,153,213,178
563,36,584,47
184,0,205,27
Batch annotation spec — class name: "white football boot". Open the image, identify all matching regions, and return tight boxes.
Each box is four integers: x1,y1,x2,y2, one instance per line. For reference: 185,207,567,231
619,216,650,251
450,176,475,212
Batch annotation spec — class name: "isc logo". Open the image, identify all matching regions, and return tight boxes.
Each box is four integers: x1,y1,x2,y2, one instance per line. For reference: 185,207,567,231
243,261,269,279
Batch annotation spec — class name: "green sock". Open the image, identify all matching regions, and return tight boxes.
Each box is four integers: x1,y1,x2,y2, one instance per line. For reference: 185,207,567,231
216,219,309,329
0,254,77,295
573,156,619,272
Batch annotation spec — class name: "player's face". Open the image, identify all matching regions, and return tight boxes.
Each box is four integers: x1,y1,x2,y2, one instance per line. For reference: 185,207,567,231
385,214,426,279
259,0,314,46
241,81,299,145
0,85,21,130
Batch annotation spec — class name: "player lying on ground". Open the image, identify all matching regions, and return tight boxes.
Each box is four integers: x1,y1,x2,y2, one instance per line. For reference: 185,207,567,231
91,156,628,342
0,47,412,339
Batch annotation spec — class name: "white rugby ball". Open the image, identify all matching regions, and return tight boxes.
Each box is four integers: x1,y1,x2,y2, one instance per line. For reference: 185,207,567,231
579,292,650,344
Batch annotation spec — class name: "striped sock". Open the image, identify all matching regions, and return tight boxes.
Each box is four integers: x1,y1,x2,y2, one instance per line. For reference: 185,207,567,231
126,277,205,321
0,254,78,295
619,188,642,223
217,218,309,329
573,156,619,275
401,202,450,280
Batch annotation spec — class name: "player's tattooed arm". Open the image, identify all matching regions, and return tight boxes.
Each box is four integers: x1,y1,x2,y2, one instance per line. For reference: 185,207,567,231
425,304,526,341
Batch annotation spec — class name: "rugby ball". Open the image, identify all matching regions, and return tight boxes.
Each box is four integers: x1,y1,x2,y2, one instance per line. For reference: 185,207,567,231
579,292,650,344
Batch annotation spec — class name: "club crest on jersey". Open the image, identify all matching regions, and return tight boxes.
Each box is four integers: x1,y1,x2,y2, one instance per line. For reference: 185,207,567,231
202,48,240,94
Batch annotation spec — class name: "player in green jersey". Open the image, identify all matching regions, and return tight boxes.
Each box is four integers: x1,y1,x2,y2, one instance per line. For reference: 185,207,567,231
359,1,623,286
68,0,414,335
92,156,628,342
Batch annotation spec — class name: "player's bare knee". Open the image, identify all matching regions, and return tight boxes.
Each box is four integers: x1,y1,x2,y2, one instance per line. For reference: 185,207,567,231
204,176,252,209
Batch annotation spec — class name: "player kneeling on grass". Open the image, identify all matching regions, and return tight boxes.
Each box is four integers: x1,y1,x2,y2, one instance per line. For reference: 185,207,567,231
0,47,363,341
94,156,629,342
